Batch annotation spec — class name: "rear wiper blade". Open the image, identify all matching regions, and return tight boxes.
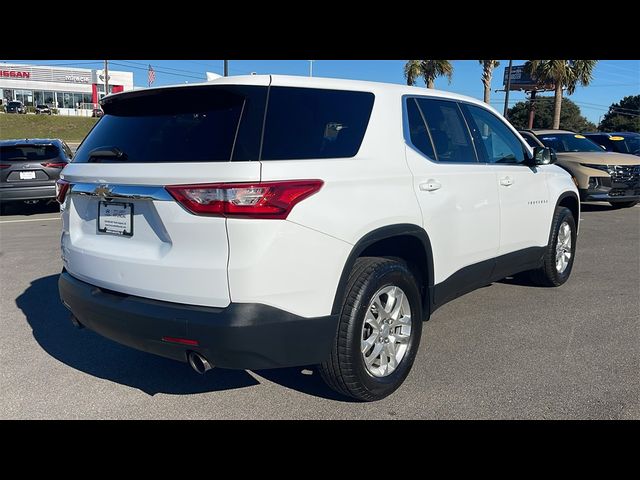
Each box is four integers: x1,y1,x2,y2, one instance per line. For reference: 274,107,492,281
88,146,128,162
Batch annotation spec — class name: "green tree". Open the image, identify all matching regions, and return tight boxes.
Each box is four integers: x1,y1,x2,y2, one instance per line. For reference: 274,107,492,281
507,97,597,132
526,60,598,129
598,95,640,132
404,60,453,89
479,60,500,104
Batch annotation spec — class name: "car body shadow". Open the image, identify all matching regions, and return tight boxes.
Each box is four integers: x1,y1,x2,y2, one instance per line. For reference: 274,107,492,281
497,273,540,288
580,203,618,212
1,201,59,216
17,274,352,401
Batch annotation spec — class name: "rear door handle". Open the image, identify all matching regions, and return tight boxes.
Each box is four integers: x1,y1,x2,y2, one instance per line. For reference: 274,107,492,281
419,180,442,192
500,176,514,187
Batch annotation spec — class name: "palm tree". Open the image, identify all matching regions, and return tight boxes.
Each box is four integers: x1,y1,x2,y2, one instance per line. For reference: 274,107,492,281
479,60,500,104
526,60,598,129
404,60,453,89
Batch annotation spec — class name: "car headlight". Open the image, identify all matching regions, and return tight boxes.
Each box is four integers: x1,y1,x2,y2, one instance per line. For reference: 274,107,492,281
581,164,614,174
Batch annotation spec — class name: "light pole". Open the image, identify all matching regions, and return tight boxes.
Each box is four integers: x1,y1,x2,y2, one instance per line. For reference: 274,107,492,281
104,59,109,97
309,60,314,77
503,59,513,118
224,60,229,77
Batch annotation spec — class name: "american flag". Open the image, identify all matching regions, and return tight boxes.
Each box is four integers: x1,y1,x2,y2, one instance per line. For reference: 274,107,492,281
148,65,156,86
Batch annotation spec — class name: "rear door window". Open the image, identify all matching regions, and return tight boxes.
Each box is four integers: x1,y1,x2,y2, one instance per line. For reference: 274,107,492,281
73,85,267,163
261,87,374,160
405,98,436,160
416,98,477,163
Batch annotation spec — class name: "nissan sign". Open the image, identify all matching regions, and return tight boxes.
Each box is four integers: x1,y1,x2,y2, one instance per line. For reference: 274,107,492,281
0,70,31,79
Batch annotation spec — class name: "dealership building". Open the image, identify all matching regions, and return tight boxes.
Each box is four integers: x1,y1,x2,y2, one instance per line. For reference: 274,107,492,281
0,63,134,116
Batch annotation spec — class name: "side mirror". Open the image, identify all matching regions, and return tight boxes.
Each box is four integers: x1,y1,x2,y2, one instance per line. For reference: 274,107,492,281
532,146,557,165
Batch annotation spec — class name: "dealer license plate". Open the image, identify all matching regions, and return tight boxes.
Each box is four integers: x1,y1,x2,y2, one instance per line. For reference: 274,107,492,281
98,201,133,236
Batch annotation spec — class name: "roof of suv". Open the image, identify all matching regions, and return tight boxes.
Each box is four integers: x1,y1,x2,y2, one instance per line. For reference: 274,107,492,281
102,74,495,113
526,129,577,135
583,132,640,138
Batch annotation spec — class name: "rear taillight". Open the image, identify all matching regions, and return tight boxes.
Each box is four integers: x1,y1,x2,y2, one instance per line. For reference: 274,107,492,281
42,162,67,169
166,180,324,219
0,164,10,169
56,179,71,204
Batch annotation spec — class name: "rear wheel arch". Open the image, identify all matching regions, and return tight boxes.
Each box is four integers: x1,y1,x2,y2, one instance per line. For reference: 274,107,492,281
331,224,434,317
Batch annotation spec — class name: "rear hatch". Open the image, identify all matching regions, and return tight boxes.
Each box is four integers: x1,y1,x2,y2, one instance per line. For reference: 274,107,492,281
0,143,62,187
60,79,269,307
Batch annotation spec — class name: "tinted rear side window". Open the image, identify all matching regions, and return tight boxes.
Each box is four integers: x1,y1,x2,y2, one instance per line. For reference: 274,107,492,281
73,85,267,163
406,98,436,160
416,99,477,163
261,87,375,160
0,145,60,161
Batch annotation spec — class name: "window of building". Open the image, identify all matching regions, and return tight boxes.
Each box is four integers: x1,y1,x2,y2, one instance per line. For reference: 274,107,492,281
44,91,55,107
16,90,34,107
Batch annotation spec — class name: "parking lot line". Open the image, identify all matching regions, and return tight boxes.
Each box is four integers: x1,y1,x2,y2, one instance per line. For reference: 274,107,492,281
0,217,60,224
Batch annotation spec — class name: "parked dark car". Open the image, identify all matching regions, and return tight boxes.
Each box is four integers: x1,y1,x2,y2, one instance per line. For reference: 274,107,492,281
5,101,27,114
0,139,73,213
35,104,52,115
583,132,640,157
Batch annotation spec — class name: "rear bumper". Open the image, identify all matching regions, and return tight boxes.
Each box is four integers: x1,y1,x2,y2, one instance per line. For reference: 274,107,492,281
0,184,56,201
59,271,339,370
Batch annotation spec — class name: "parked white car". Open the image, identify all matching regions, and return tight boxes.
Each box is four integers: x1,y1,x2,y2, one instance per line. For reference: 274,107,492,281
57,75,579,401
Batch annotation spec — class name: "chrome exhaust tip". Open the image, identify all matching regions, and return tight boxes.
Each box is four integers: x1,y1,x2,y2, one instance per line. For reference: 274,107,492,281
187,351,213,374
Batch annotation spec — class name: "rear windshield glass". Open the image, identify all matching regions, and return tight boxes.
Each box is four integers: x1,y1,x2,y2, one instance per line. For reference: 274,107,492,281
8,102,21,107
261,87,374,160
0,145,60,161
73,85,267,163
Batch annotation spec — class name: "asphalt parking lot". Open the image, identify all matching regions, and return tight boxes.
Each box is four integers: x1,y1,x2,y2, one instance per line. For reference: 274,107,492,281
0,201,638,419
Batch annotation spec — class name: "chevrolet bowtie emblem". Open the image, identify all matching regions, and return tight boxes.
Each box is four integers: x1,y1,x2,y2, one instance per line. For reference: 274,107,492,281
94,185,112,197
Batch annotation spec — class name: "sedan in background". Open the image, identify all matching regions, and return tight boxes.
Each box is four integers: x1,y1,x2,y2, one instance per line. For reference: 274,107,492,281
520,129,640,208
0,139,73,214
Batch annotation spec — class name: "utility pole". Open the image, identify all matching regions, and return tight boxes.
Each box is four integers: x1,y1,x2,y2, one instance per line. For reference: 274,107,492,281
103,60,109,97
309,60,314,77
503,59,513,118
527,90,537,129
224,60,229,77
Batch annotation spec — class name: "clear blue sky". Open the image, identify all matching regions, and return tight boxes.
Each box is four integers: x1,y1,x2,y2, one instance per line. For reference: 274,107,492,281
5,59,639,124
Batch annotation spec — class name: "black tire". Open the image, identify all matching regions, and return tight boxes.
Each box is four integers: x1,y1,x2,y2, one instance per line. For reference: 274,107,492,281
528,206,576,287
319,257,423,401
609,201,638,209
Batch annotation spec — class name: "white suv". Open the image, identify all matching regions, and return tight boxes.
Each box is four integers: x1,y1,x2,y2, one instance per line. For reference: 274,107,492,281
57,75,579,401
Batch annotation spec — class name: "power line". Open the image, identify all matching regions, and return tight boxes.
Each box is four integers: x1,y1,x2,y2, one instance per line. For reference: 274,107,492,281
116,60,209,76
598,61,640,74
108,61,204,81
